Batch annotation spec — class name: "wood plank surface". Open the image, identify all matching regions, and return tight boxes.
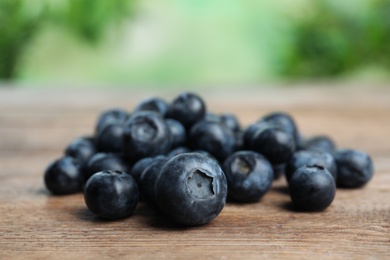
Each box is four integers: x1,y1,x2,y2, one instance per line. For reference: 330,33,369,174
1,85,389,259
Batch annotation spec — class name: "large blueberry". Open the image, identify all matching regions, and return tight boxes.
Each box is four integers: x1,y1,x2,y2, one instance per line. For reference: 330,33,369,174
333,149,374,188
129,157,155,183
289,165,336,211
44,156,83,195
95,108,129,135
247,121,295,164
223,151,273,202
85,153,129,182
133,97,169,117
84,170,139,219
167,92,206,129
286,150,337,183
123,111,171,162
188,120,236,162
155,153,227,226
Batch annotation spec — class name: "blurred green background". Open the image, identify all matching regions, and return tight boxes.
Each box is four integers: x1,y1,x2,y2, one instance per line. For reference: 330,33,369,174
1,0,389,87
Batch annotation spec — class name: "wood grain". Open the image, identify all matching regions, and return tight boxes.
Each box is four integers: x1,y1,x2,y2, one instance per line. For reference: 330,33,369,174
1,86,389,259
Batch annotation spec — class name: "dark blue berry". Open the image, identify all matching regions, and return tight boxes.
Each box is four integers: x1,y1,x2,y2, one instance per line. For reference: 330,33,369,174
223,151,273,202
167,147,191,158
247,121,295,164
133,97,169,117
286,150,337,183
333,149,374,188
167,92,206,130
44,156,83,195
129,157,155,183
289,165,336,211
189,120,236,162
123,111,171,162
155,153,227,226
95,108,129,135
261,112,300,146
220,113,241,133
84,170,139,219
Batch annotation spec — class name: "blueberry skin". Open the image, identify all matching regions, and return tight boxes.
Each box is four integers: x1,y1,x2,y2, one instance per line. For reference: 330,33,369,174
44,156,83,195
248,122,296,164
286,150,337,183
299,135,336,153
96,122,124,153
166,119,186,149
84,170,139,219
133,97,169,117
64,136,96,168
167,92,206,130
95,108,129,135
155,153,228,226
123,111,172,162
223,151,273,202
85,153,129,182
289,165,336,211
333,149,374,188
189,121,236,162
139,157,168,204
261,112,300,146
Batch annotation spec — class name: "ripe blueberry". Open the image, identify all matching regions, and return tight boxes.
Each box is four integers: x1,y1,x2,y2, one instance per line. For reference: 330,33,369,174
84,170,139,219
123,111,171,162
166,119,186,149
289,165,336,211
223,151,273,202
261,112,300,146
299,135,336,153
155,153,227,226
96,122,124,153
333,149,374,188
95,108,129,135
64,136,96,169
139,157,168,204
44,156,83,195
133,97,169,117
85,153,129,182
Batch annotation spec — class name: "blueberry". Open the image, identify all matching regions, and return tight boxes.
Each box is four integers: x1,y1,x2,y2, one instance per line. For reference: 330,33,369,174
95,108,129,135
133,97,169,117
247,121,295,164
166,119,186,149
139,157,168,204
123,111,172,162
44,156,83,195
167,92,206,129
96,122,124,153
289,165,336,211
84,170,139,219
261,112,300,146
155,153,227,226
220,113,241,133
64,136,96,169
286,150,337,183
85,153,129,182
189,120,236,162
299,135,336,153
333,149,374,188
223,151,273,202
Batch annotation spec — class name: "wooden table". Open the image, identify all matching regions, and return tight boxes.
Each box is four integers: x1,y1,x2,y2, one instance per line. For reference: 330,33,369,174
1,86,389,259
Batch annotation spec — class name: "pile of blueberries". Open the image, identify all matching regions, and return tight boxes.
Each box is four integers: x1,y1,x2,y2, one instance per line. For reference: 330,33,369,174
44,92,374,226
